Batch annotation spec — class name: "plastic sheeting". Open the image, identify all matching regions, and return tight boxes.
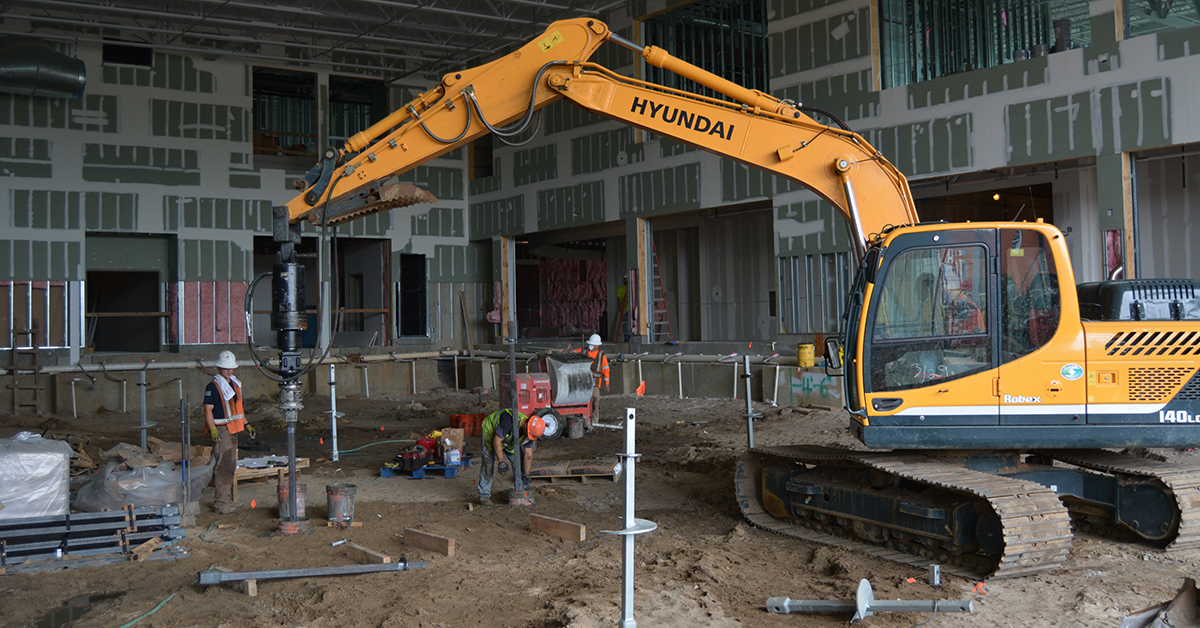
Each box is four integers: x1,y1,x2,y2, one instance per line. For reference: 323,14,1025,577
539,257,606,333
74,459,215,512
0,432,72,520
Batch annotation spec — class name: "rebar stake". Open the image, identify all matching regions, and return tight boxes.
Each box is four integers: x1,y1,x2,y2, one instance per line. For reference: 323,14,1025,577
601,408,656,628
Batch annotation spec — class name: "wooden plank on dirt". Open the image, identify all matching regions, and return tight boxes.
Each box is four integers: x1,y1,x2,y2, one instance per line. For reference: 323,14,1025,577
403,528,455,557
344,542,391,564
215,566,258,596
528,514,586,542
130,537,164,561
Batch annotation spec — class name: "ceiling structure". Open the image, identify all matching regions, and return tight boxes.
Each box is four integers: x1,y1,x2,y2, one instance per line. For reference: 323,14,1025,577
1,0,629,85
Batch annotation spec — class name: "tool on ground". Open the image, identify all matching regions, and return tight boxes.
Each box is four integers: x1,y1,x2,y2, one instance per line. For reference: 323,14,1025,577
330,539,347,547
766,579,972,623
601,408,656,628
197,558,426,586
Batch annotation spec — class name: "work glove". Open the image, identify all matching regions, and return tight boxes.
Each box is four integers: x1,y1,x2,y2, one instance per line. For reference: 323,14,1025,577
245,424,256,439
209,426,219,442
521,472,532,486
497,460,509,475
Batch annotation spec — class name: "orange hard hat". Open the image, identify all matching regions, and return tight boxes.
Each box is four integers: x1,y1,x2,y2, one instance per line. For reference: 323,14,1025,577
526,414,546,440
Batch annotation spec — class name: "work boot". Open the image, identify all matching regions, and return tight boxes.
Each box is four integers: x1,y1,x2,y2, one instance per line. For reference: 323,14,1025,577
213,502,240,515
478,494,490,506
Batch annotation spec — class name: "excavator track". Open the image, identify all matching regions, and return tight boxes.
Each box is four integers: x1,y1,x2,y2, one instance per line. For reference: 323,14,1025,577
1037,450,1200,551
736,446,1073,580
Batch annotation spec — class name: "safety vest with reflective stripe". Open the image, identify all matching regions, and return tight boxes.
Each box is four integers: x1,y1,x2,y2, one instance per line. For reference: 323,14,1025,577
212,376,247,434
482,408,529,454
573,347,609,387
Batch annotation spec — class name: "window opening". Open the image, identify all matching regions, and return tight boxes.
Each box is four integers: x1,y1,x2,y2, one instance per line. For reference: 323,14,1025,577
642,0,768,101
470,134,494,181
1125,0,1200,38
328,75,387,151
878,0,1090,89
253,68,317,163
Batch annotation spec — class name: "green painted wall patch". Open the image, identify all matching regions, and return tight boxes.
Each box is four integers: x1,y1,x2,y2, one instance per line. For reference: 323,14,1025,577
618,163,701,218
470,195,524,239
538,180,605,230
82,144,201,186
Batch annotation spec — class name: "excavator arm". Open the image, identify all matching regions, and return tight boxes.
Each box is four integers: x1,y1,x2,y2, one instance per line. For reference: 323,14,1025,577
284,18,919,253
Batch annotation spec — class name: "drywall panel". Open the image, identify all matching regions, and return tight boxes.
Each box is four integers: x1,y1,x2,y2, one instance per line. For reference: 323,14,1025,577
470,196,525,239
618,163,702,218
0,138,51,178
538,181,605,230
513,143,557,187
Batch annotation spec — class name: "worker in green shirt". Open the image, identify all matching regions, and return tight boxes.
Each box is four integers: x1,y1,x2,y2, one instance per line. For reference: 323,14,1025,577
478,408,546,505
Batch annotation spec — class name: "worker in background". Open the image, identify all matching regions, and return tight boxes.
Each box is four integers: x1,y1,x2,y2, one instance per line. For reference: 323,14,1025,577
478,408,545,505
574,333,609,428
612,276,629,341
203,350,256,515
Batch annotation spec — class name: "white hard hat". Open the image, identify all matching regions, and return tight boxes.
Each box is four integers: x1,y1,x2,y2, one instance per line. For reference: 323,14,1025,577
587,333,602,347
215,350,238,370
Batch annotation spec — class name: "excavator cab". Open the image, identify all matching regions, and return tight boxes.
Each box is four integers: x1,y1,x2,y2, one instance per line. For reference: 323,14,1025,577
841,223,1083,448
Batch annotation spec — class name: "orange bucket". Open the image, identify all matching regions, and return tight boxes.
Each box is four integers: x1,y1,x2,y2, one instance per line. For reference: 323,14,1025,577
451,413,484,437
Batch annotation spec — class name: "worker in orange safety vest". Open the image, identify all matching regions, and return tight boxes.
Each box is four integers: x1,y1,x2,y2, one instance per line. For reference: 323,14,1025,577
572,334,609,427
203,350,256,515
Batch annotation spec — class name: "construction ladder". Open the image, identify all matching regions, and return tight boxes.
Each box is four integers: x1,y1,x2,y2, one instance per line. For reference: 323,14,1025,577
9,324,44,415
649,241,674,344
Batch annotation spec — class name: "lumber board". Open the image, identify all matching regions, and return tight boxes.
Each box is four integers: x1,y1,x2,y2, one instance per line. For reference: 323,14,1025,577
403,528,455,557
232,458,309,501
528,514,586,542
215,566,258,596
344,542,391,564
130,537,164,561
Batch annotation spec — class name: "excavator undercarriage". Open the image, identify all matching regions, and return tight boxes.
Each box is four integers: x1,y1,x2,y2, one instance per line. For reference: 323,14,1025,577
737,446,1200,579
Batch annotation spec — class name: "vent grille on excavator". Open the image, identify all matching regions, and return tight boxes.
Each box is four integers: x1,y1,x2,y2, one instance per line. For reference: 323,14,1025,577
1128,367,1195,402
1176,370,1200,400
1104,330,1200,356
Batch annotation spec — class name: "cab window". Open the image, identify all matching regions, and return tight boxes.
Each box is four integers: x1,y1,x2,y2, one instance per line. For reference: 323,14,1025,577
1000,228,1059,361
869,245,991,392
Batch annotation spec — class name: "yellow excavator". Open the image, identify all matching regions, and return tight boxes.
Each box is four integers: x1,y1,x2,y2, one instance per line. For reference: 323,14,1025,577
266,18,1200,579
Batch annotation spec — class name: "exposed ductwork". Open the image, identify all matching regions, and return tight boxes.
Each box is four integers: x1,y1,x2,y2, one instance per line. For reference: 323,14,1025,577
0,37,86,100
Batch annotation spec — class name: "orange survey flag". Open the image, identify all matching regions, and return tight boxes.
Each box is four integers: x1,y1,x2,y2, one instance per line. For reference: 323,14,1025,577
635,381,646,396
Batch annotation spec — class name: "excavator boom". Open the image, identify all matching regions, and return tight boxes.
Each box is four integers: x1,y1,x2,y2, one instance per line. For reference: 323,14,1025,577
283,18,918,253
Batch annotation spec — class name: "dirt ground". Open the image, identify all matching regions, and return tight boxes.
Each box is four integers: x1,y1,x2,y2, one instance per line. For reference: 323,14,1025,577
2,389,1198,628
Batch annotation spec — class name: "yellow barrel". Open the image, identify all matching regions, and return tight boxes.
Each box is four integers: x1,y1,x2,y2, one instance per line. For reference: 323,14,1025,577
797,344,815,368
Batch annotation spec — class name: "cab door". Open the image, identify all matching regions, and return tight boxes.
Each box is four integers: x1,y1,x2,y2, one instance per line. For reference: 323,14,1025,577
861,228,1000,428
995,227,1086,427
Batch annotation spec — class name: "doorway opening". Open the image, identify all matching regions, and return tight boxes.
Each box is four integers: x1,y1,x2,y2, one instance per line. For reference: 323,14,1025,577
87,271,161,352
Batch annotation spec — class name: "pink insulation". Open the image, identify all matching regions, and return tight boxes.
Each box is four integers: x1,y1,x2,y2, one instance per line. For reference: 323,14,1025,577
171,282,248,345
539,258,606,333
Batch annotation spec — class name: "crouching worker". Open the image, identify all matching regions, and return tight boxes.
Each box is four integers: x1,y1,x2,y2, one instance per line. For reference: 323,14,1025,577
203,350,256,515
478,408,545,505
